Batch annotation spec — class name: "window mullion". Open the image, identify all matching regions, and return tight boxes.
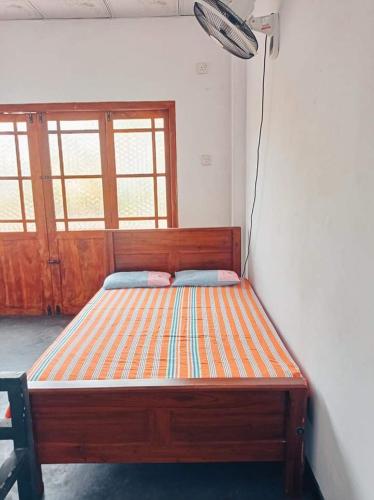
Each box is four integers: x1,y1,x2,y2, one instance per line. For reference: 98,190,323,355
102,113,119,229
151,118,159,228
13,123,27,231
56,121,69,231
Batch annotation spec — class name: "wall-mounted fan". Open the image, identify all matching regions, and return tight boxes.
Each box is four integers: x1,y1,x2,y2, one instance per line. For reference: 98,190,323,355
194,0,279,59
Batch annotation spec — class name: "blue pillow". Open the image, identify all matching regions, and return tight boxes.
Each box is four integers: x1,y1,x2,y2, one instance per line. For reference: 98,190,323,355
103,271,171,290
172,270,240,287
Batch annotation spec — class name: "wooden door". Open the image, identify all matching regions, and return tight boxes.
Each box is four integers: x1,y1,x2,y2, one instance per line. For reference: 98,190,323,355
0,102,178,316
40,112,109,315
40,109,177,314
0,114,52,315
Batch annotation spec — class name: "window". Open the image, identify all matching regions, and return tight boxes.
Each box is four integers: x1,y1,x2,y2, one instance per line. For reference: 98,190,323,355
112,114,169,229
0,102,178,233
47,115,106,231
0,117,36,232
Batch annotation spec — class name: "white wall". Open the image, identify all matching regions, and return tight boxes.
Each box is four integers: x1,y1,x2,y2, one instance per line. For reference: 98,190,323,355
0,16,232,228
246,1,374,499
230,57,248,262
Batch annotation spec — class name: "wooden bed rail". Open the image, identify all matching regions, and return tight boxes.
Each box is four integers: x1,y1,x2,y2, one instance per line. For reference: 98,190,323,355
28,377,308,497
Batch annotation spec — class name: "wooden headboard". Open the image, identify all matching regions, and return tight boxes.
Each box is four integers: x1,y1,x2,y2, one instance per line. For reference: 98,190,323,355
106,227,241,276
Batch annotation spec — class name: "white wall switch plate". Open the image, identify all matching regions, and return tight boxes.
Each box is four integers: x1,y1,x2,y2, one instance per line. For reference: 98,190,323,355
201,154,212,166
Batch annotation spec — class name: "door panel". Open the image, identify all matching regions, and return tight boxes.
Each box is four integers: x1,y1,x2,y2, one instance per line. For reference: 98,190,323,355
41,113,109,314
54,232,107,315
0,114,51,315
0,235,46,314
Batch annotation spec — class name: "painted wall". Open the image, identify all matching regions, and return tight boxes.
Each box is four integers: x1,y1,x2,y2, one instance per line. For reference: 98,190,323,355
246,1,374,499
230,57,248,263
0,16,232,228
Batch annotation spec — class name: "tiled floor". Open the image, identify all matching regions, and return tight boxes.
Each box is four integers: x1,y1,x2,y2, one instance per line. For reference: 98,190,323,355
0,316,319,500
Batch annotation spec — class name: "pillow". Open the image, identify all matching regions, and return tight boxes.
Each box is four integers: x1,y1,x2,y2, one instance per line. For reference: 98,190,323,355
172,270,240,287
103,271,171,290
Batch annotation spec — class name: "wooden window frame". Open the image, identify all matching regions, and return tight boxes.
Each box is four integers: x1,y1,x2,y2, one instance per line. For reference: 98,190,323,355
0,114,37,233
0,101,178,229
108,109,172,229
43,110,108,232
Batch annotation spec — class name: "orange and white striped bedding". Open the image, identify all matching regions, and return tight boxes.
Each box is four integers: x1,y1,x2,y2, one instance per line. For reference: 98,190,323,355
29,279,301,382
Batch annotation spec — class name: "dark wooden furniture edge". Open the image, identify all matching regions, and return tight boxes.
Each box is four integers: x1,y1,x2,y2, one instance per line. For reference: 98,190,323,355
29,376,308,497
0,101,176,113
0,372,43,499
105,226,242,276
29,377,307,391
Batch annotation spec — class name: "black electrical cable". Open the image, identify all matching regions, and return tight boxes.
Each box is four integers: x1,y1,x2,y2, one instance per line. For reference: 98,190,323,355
242,36,268,277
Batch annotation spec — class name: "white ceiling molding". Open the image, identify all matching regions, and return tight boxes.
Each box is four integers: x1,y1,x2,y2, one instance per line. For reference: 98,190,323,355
0,1,42,20
107,0,178,18
178,0,194,16
0,0,199,20
30,0,111,19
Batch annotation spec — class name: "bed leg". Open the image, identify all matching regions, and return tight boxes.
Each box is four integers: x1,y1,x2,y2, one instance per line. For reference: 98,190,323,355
284,388,308,498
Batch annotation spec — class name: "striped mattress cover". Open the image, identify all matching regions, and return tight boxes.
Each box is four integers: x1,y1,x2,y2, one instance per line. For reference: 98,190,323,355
29,279,301,382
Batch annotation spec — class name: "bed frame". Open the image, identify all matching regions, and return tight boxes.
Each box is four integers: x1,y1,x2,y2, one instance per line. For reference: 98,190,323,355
28,227,308,497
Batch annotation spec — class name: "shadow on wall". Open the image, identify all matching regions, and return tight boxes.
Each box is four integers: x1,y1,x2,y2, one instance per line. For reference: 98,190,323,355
306,394,356,500
243,290,358,500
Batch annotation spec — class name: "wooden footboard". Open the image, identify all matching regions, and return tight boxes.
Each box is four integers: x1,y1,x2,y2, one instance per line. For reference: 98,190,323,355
29,378,308,497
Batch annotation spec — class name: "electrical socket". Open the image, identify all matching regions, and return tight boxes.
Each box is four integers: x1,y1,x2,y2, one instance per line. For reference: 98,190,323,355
201,154,212,166
196,62,209,75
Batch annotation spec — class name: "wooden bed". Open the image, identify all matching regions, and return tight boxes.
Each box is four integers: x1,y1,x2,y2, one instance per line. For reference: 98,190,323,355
28,227,308,497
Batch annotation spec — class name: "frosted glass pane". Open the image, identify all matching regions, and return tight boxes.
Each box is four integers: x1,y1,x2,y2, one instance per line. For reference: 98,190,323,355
18,136,30,176
22,180,35,219
0,136,17,177
119,220,155,229
0,180,22,219
17,122,27,132
48,121,57,131
61,133,101,175
65,178,104,218
68,220,105,231
155,118,164,128
26,222,36,232
0,123,14,132
48,134,60,176
117,177,154,217
157,177,167,217
53,180,64,219
0,222,23,232
56,221,66,231
60,120,98,131
158,219,168,228
113,119,151,130
155,131,165,173
114,132,153,174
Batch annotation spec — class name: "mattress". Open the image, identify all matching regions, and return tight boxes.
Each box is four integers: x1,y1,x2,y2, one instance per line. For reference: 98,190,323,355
29,279,301,382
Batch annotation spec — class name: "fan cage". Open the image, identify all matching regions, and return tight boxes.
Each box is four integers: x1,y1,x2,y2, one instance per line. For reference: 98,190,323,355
194,0,258,60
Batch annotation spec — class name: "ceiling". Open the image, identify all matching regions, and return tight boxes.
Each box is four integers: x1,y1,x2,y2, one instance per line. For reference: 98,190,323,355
0,0,200,20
